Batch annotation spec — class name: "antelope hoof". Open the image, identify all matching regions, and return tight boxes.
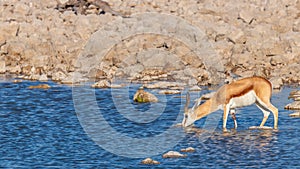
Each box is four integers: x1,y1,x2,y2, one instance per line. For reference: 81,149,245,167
222,128,229,133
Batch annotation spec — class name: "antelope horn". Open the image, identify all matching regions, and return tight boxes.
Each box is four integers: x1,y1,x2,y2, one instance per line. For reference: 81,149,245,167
192,98,202,110
184,92,190,113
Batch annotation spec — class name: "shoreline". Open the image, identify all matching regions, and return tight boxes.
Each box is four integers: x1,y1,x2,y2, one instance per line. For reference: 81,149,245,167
1,0,300,88
1,73,299,91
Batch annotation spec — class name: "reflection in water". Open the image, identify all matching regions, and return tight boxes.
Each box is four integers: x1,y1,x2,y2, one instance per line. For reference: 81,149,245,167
185,125,279,163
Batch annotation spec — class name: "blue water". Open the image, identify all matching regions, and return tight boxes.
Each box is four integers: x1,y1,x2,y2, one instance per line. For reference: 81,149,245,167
0,79,299,168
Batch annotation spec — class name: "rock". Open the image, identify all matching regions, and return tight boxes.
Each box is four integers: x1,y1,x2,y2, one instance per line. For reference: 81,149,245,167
227,29,246,44
238,9,255,24
270,55,289,66
162,151,187,158
91,80,124,88
180,147,195,153
0,60,6,73
38,74,48,81
158,90,181,95
169,86,185,90
60,74,74,84
293,20,300,32
110,84,124,88
270,77,283,89
143,81,185,89
7,65,21,74
188,79,198,86
137,49,168,68
249,126,273,130
123,64,144,78
57,0,69,4
52,71,67,82
28,84,51,89
289,112,300,117
13,79,23,83
140,158,160,165
91,80,111,88
285,101,300,110
231,53,251,67
189,85,202,91
133,89,158,103
289,90,300,99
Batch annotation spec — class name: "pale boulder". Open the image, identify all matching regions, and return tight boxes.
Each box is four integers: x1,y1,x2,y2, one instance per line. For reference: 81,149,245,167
140,158,160,165
162,151,187,158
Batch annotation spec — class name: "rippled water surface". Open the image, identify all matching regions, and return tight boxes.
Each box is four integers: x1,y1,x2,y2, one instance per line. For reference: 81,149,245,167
0,79,299,168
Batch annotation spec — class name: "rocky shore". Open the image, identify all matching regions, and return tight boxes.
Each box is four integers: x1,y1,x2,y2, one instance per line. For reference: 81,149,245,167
0,0,300,87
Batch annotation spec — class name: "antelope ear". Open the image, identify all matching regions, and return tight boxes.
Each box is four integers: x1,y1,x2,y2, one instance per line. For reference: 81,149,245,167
184,92,190,113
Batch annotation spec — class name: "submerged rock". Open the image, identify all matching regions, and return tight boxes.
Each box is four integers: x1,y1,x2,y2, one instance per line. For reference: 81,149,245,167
162,151,187,158
140,158,160,165
133,89,158,103
180,147,195,153
28,84,51,89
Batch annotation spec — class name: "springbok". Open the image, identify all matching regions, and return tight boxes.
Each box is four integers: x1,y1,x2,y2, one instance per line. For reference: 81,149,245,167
182,76,278,132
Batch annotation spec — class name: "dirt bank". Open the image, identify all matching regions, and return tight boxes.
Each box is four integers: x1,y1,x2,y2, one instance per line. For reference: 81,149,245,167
0,0,299,86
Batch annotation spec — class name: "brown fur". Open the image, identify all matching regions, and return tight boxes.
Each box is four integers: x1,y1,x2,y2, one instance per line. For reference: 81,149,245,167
185,76,278,130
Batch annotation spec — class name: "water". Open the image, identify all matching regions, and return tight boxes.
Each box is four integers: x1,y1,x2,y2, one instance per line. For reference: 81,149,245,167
0,79,299,168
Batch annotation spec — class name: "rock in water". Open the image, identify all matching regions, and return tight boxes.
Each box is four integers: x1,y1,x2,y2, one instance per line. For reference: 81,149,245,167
180,147,195,153
289,112,300,117
140,158,160,165
158,90,181,95
189,85,202,91
288,90,300,100
284,101,300,110
28,84,51,89
91,80,111,88
133,89,158,103
143,82,185,89
162,151,187,158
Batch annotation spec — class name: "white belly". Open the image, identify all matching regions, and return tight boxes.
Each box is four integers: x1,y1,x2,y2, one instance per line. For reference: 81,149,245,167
229,90,257,108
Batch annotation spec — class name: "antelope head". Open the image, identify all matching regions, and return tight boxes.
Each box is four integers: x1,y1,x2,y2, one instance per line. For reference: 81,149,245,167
182,93,201,127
